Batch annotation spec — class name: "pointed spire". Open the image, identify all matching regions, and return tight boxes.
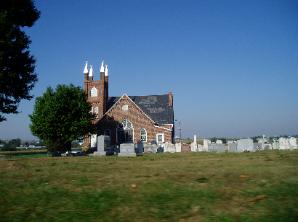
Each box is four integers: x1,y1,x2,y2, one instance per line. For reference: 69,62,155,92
83,61,88,74
89,65,93,77
105,65,108,76
100,60,105,73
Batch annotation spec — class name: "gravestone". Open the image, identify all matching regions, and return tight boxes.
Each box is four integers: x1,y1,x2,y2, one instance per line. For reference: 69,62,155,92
143,143,158,153
118,143,136,157
272,139,279,149
208,144,225,152
90,134,97,148
203,139,211,151
253,143,263,151
94,135,110,156
191,134,198,152
237,138,254,152
289,137,297,149
228,143,237,152
279,137,289,149
175,143,182,152
164,142,176,153
216,139,223,144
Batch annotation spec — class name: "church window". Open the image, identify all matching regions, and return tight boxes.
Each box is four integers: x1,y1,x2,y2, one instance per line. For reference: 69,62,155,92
90,87,97,97
117,119,134,144
156,133,164,144
122,104,128,111
140,128,147,142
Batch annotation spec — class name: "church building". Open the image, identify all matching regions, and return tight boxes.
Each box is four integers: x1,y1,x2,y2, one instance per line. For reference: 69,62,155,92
83,61,174,148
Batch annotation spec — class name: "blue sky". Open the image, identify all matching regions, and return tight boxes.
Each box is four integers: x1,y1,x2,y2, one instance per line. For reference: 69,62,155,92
1,0,298,139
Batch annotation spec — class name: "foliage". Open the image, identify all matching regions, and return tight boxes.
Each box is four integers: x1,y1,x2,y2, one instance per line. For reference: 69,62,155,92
0,0,40,122
1,138,21,151
29,84,94,152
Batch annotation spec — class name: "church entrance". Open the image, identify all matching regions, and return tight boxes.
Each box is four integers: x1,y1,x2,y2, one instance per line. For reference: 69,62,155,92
117,119,134,144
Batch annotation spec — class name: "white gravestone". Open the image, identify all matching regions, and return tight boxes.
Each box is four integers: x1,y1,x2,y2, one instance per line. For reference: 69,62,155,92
237,138,254,152
118,143,136,157
279,137,289,149
90,134,97,148
191,135,198,152
289,137,297,149
175,143,182,152
94,135,110,156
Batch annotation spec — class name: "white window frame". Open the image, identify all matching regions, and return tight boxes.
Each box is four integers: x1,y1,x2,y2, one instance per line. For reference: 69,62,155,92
156,133,164,144
140,128,147,142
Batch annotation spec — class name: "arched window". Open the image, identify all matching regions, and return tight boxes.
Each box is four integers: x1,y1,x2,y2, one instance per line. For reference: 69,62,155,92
117,119,134,144
90,87,97,97
140,128,147,142
121,119,133,129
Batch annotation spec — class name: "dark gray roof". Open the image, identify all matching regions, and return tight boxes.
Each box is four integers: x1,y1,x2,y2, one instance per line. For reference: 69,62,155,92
107,94,174,125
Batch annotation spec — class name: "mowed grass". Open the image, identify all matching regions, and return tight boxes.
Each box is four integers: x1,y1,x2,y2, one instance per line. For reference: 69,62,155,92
0,151,298,222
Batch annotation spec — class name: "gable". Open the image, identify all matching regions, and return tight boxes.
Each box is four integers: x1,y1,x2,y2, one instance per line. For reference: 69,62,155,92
107,94,174,125
100,94,156,125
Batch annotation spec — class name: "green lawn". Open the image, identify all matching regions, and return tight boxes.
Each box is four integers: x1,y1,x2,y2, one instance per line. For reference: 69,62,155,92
0,150,298,221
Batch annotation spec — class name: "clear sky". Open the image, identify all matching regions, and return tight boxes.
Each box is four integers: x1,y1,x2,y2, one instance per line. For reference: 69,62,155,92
1,0,298,140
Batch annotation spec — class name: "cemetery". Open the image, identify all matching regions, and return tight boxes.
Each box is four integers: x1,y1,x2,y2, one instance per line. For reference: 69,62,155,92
90,133,297,157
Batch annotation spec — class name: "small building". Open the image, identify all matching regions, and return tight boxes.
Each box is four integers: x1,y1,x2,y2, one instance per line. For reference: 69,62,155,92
83,61,174,148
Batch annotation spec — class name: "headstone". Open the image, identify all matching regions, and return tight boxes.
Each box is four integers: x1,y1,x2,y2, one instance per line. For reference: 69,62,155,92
279,137,289,149
143,143,158,153
90,134,97,148
289,137,297,149
228,143,237,152
208,144,225,152
94,135,110,156
175,143,182,152
253,143,263,151
272,139,279,149
203,139,211,151
118,143,136,157
197,144,204,151
216,139,223,144
164,142,176,153
237,138,254,152
191,134,198,152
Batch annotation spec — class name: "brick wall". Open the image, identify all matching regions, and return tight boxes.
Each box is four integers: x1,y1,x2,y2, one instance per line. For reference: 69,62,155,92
96,95,173,145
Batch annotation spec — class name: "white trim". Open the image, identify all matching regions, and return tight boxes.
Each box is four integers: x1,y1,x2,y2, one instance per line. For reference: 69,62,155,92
156,133,164,144
95,93,156,125
140,128,147,142
154,125,172,132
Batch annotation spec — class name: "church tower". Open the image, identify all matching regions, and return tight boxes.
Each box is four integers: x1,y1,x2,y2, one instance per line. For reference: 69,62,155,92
83,60,109,120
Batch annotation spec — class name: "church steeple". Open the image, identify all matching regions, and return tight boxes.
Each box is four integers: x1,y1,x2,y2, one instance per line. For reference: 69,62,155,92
83,61,88,74
89,65,93,80
105,65,108,76
100,60,105,73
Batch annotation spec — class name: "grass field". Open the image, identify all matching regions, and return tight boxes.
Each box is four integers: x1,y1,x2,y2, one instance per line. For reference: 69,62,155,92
0,150,298,221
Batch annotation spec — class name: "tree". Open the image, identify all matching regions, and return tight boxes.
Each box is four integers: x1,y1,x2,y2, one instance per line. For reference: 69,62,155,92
1,138,21,151
0,0,40,122
29,84,95,153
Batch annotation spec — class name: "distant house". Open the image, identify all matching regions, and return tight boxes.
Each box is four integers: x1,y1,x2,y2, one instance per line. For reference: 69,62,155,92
83,61,174,148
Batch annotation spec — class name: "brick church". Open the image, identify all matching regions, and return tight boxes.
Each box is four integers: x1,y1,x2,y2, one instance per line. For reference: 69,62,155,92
83,61,175,148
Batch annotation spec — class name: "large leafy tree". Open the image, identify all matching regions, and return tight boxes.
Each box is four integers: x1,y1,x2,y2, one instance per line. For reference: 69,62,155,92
0,0,40,122
30,84,94,152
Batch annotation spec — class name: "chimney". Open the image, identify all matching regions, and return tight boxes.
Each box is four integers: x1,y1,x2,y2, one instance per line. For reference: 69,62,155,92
168,92,173,107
